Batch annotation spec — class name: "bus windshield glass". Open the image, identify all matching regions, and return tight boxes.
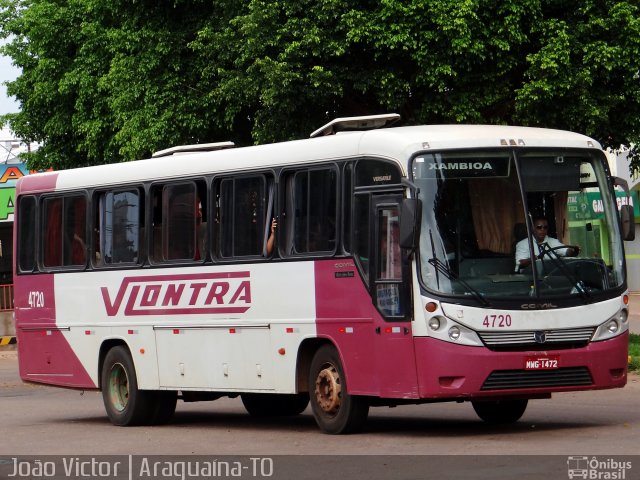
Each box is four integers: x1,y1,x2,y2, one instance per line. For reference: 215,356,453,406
411,149,625,303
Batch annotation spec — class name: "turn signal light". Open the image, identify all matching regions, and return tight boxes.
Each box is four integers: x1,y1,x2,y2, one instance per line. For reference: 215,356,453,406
425,302,438,313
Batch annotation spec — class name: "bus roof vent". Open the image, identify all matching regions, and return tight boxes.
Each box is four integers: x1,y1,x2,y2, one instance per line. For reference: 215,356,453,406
309,113,400,138
151,141,235,158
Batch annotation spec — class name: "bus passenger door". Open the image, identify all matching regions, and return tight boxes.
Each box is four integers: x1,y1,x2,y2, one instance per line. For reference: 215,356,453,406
370,196,419,398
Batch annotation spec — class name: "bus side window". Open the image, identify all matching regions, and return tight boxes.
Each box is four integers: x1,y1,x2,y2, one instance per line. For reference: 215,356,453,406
97,190,141,265
197,182,207,261
218,176,267,258
42,197,63,267
286,167,337,255
17,195,37,272
151,188,162,262
150,181,203,262
163,183,197,260
353,193,370,281
42,195,87,269
375,206,403,316
377,207,401,281
64,195,87,266
342,163,353,254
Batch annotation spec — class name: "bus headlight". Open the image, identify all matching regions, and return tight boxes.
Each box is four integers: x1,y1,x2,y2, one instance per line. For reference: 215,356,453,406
448,326,461,341
618,310,628,324
421,299,483,346
428,317,442,331
591,311,628,342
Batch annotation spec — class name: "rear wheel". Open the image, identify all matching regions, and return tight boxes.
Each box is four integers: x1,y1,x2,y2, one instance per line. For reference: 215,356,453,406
472,399,528,424
148,391,178,424
101,346,151,426
309,345,369,434
241,393,309,417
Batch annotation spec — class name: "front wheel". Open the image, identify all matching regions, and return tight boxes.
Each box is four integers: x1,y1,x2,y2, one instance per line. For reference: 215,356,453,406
472,399,528,424
309,345,369,434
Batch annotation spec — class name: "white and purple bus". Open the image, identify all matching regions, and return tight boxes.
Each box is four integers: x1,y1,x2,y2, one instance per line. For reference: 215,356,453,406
13,115,634,434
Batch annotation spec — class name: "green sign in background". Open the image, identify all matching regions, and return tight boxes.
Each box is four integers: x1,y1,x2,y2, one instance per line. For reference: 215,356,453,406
567,190,640,221
0,189,15,221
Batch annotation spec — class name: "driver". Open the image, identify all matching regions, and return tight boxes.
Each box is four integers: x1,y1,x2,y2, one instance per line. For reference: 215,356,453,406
515,216,580,271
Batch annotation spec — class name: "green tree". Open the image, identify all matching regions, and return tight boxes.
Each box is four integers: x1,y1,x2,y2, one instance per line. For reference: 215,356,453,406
1,0,241,169
1,0,639,171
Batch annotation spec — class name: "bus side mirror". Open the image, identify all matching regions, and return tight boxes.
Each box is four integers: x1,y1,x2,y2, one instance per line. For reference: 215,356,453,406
612,176,635,241
620,204,635,241
400,198,421,250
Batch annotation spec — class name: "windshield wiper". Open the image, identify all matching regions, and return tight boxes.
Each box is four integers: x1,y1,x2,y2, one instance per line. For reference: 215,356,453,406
537,244,591,301
428,230,491,307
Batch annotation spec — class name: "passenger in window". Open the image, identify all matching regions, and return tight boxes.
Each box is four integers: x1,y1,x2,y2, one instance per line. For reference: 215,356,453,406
266,217,277,256
515,216,580,271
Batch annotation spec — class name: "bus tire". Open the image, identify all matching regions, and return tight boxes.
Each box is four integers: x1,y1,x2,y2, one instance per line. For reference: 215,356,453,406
101,346,151,426
309,345,369,434
148,391,178,425
472,399,528,424
241,393,309,417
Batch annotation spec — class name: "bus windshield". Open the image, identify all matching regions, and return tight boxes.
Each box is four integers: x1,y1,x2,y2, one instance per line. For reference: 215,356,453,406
412,149,625,303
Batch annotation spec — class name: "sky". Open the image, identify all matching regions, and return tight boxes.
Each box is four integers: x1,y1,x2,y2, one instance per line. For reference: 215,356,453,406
0,37,20,116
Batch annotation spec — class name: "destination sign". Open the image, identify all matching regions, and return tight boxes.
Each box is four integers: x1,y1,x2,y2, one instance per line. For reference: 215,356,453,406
413,155,511,179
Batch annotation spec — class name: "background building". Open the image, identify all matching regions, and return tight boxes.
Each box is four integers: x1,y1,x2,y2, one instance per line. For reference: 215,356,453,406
0,127,39,338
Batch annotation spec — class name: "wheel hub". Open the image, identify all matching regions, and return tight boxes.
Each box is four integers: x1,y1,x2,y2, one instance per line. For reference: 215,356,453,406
314,365,341,415
108,363,129,412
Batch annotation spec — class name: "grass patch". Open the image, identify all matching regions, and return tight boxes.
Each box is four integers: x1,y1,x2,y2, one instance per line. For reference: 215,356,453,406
630,333,640,372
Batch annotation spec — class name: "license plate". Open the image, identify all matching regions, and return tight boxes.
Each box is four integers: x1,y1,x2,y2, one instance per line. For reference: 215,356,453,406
524,355,560,370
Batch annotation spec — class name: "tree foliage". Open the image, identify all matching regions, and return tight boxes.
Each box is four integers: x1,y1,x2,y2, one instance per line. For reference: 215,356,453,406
1,0,639,171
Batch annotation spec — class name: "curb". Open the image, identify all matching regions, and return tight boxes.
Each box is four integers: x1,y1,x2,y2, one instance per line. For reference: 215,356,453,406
0,336,16,346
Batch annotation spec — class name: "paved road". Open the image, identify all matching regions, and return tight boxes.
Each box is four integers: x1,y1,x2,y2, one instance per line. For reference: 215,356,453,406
0,350,638,457
0,296,637,478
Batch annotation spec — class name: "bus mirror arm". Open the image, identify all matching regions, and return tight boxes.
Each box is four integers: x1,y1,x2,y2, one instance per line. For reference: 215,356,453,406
401,178,420,196
400,198,421,252
612,176,636,241
400,178,421,253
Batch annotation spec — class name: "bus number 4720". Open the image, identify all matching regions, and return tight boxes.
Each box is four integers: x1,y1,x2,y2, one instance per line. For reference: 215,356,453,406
482,314,512,328
28,291,45,308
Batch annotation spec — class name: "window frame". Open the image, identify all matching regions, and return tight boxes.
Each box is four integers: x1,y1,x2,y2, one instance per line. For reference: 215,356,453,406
213,173,273,261
341,162,353,255
93,187,144,269
148,179,206,265
39,192,89,272
280,163,340,258
16,195,38,274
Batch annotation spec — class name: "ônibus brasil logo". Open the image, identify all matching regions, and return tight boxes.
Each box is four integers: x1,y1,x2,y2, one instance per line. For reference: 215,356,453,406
101,272,251,316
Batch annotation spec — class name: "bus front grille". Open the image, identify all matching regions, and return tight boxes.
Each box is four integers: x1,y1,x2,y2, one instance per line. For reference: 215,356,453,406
480,367,593,390
478,327,595,349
